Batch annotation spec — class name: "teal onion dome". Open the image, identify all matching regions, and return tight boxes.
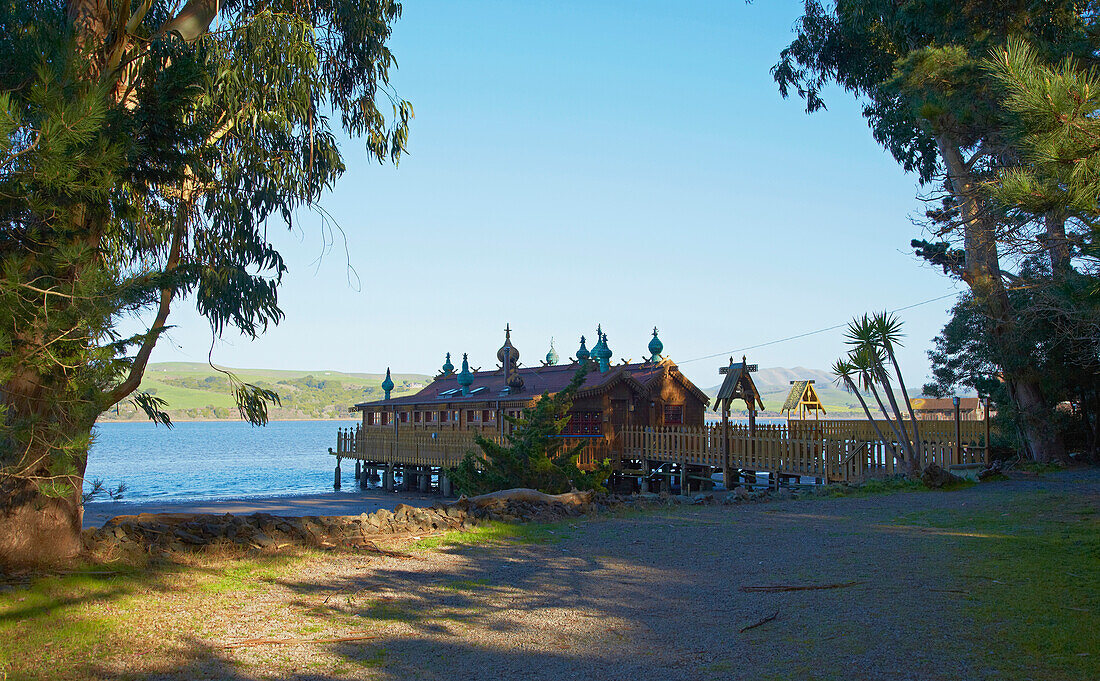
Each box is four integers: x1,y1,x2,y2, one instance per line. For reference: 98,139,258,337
590,329,605,356
595,332,613,372
576,335,590,362
648,327,664,362
591,327,610,359
441,352,454,376
457,353,474,394
546,338,559,366
595,333,612,361
381,367,394,399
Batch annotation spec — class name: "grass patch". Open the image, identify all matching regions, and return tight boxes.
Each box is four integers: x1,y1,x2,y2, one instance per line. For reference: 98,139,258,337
898,491,1100,680
196,556,295,594
412,519,573,551
1017,461,1066,475
0,562,170,679
817,476,928,498
442,578,491,591
356,647,388,668
0,552,305,680
816,474,978,498
359,601,419,622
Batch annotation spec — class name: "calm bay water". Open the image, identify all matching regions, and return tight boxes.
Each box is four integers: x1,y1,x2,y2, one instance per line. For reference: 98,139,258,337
86,417,789,504
85,420,358,503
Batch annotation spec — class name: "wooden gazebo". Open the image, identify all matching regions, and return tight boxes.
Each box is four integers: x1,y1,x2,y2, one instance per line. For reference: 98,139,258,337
714,355,764,485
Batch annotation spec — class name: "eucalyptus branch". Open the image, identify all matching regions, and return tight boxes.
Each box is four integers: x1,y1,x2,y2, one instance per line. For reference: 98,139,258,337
103,209,188,408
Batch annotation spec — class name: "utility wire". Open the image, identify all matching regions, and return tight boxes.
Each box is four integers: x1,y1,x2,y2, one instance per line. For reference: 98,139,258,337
677,292,961,365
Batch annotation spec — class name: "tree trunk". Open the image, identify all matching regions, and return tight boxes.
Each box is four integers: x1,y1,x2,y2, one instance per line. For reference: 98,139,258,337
1014,377,1067,463
885,345,921,450
0,476,85,566
844,377,893,457
1044,213,1073,275
874,367,917,464
2,323,95,566
866,380,911,469
938,137,1066,462
0,387,89,566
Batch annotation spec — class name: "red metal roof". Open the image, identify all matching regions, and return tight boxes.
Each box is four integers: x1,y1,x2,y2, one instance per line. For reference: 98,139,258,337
911,397,982,411
355,361,682,410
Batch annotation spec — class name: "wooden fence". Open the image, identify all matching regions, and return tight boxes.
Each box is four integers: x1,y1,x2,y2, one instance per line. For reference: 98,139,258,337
619,420,989,482
334,426,610,471
334,417,989,485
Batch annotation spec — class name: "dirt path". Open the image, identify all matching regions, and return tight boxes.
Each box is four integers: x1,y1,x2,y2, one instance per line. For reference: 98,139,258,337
36,470,1100,680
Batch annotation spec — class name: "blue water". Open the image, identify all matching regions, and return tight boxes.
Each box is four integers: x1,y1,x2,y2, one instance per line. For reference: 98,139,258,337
84,420,358,504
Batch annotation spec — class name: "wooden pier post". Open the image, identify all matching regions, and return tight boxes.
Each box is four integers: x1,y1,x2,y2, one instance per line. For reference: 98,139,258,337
953,396,962,466
721,405,733,489
640,458,649,493
440,474,453,497
354,459,361,481
384,463,395,491
418,466,430,493
983,395,992,465
334,456,342,490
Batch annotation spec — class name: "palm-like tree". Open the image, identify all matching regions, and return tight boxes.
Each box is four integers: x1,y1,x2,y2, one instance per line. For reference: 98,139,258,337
872,311,921,449
835,313,923,476
832,359,891,450
849,345,913,462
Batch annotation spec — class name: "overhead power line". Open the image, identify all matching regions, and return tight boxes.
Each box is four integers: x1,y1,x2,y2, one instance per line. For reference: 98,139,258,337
677,292,961,365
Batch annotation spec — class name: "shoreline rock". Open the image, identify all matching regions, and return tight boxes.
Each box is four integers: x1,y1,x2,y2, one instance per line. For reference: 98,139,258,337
82,480,911,556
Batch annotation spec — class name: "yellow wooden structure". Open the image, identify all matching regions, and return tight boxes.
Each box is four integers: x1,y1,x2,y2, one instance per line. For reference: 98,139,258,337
781,380,826,420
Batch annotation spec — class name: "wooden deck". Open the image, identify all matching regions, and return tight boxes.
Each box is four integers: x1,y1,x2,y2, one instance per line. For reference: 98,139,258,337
332,418,990,494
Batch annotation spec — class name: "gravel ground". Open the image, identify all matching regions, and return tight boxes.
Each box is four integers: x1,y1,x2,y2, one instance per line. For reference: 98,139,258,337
95,469,1099,681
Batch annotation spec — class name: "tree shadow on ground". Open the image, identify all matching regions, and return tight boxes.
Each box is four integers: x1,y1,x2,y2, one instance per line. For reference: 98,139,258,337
11,471,1100,681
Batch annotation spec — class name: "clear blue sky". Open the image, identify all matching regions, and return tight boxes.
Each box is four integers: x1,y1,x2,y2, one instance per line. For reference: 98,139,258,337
140,0,964,391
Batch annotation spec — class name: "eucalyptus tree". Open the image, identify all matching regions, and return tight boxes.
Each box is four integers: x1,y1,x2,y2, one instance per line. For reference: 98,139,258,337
0,0,411,565
773,0,1098,461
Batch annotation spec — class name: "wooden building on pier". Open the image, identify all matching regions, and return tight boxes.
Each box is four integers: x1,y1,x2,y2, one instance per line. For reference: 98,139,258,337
354,325,710,437
333,330,993,495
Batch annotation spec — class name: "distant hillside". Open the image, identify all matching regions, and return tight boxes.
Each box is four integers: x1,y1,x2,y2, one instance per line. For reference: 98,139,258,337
704,366,869,417
99,363,431,422
100,362,912,423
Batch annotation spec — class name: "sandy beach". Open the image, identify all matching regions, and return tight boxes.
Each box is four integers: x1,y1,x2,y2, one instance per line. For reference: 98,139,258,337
82,488,442,529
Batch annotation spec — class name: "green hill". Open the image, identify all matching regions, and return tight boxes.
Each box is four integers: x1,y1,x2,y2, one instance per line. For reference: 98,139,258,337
99,363,431,422
101,362,905,423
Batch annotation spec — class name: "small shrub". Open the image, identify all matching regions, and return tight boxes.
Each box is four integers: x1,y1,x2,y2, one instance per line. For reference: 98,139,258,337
449,366,611,495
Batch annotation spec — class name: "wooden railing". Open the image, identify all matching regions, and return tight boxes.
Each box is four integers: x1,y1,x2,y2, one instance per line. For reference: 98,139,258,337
334,425,611,471
336,418,989,484
618,420,990,482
